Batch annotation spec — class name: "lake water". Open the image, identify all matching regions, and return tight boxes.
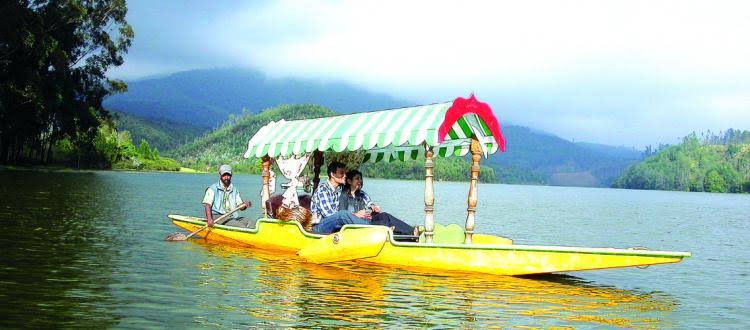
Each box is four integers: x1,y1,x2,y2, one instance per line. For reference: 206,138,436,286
0,170,748,328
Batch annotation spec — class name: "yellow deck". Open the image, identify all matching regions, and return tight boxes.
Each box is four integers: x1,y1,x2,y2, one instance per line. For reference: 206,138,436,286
169,215,690,276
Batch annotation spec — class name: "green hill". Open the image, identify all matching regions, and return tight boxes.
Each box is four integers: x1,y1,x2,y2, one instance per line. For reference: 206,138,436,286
102,68,641,187
168,104,337,172
169,104,497,181
169,104,642,186
613,132,750,193
112,112,208,152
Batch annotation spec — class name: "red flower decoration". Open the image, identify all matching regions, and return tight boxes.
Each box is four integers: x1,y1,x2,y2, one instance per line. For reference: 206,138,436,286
438,94,506,152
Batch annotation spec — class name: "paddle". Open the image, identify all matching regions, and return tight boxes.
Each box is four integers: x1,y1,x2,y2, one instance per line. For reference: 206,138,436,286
165,203,247,241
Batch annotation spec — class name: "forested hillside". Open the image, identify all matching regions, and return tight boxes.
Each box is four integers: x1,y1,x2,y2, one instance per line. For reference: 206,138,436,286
112,112,208,151
169,104,497,181
613,130,750,193
360,157,496,183
168,104,336,172
166,103,645,185
103,68,407,128
102,68,642,186
487,126,641,186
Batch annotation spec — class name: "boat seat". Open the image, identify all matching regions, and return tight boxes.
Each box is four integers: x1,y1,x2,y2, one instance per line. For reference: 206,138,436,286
415,224,513,245
418,223,466,244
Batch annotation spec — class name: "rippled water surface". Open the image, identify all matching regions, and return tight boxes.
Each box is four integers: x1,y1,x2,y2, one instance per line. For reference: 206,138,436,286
0,170,748,328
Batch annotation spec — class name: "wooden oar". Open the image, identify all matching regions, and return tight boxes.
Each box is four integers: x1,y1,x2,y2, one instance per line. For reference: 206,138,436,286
165,204,246,241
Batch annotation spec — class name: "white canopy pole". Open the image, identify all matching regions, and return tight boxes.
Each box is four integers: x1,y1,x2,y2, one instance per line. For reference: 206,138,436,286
465,138,481,244
424,144,435,243
261,156,271,218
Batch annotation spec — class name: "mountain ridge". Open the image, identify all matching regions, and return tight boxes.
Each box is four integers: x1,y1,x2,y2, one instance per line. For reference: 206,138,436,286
104,68,408,127
106,68,642,186
486,125,641,186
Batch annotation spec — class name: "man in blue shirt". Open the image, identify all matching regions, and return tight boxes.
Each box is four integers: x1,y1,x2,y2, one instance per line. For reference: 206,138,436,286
202,164,253,228
310,161,369,234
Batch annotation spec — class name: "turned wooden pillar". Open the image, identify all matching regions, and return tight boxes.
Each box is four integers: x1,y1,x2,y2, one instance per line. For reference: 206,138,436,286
311,150,324,193
424,145,435,243
261,156,271,217
465,138,482,244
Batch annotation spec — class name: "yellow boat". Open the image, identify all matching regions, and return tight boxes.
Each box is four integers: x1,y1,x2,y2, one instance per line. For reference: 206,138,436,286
169,95,690,276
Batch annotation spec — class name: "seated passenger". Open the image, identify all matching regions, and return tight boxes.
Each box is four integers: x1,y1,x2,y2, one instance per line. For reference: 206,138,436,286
340,169,419,236
310,161,370,234
202,164,254,228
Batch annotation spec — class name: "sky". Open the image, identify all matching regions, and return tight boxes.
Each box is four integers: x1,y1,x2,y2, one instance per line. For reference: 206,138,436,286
109,0,750,149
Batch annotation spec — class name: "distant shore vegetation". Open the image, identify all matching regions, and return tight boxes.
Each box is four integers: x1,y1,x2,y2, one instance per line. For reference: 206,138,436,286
40,120,180,171
613,129,750,193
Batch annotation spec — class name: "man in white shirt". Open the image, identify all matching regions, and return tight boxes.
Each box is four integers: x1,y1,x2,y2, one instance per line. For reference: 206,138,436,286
202,164,253,228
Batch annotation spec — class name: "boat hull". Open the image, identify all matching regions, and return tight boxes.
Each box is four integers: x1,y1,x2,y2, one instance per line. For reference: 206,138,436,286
169,215,690,275
366,239,687,275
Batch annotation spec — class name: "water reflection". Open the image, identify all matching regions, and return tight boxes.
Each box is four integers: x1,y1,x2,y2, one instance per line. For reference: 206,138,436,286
192,242,678,328
1,171,697,328
0,171,121,328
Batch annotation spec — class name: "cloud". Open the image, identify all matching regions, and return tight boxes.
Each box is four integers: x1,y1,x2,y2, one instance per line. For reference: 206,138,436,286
111,0,750,147
217,1,750,80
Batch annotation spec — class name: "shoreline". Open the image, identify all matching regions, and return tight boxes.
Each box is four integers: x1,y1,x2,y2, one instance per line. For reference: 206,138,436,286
0,165,206,174
2,165,746,194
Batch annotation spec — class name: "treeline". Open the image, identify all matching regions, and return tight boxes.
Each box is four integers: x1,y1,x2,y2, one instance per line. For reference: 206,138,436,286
613,131,750,193
0,1,132,166
88,123,180,171
35,119,178,170
700,128,750,145
642,129,750,157
493,165,545,185
360,157,496,182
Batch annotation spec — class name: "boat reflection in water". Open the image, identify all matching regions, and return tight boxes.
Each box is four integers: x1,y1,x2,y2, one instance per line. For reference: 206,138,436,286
188,243,677,328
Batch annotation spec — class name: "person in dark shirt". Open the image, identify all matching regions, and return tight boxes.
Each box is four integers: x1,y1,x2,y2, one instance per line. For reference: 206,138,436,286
339,169,419,236
310,161,369,234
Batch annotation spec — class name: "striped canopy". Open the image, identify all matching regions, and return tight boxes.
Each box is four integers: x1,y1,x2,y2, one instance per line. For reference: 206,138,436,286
243,95,506,162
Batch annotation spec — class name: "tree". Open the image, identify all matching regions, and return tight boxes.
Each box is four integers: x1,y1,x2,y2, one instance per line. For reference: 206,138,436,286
92,121,121,166
138,140,153,159
0,0,133,165
704,170,727,193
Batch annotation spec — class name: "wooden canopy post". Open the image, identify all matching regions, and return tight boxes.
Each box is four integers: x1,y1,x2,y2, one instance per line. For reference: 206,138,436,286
261,156,271,217
424,145,435,243
311,150,324,193
465,138,481,244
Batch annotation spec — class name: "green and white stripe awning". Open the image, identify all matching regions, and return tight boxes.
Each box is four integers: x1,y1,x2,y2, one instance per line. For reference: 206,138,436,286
243,95,506,162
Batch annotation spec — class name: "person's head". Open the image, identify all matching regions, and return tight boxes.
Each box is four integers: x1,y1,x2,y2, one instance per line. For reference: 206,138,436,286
327,161,346,186
218,164,232,186
345,169,363,191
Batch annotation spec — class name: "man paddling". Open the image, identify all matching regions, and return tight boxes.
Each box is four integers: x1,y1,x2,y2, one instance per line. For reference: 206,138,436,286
203,164,254,228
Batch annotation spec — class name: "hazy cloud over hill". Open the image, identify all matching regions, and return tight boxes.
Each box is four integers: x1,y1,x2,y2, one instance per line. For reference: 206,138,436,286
110,0,750,148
